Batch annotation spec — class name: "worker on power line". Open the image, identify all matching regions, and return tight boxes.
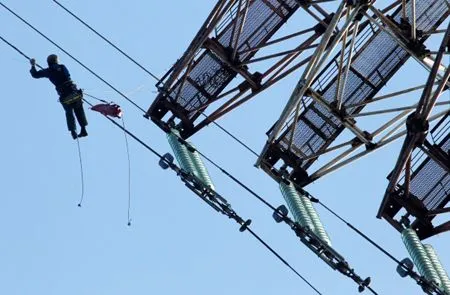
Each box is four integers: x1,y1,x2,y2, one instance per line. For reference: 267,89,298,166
30,54,88,139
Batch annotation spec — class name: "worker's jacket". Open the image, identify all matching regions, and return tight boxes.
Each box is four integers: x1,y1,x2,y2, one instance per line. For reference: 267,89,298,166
30,64,77,98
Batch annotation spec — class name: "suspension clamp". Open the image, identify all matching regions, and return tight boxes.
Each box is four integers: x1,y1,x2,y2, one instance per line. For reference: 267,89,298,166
239,219,252,232
159,153,174,170
273,205,289,223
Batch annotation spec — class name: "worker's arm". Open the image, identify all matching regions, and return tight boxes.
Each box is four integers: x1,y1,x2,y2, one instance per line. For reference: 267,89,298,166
29,58,49,79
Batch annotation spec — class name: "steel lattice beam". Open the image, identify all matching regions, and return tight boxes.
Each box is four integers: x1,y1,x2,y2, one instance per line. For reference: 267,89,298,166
257,0,449,191
146,0,339,138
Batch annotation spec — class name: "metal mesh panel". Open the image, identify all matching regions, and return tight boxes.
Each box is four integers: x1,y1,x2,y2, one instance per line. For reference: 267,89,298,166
409,132,450,211
219,0,295,60
305,108,338,138
407,0,449,31
171,52,235,114
164,0,299,119
343,77,373,113
353,31,407,87
274,0,448,169
173,82,207,111
189,55,231,96
283,122,326,156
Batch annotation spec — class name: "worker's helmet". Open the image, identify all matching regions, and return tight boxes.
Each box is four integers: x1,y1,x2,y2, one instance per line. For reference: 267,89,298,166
47,54,59,65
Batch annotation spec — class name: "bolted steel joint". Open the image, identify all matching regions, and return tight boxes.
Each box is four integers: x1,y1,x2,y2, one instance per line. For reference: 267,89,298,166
406,112,429,145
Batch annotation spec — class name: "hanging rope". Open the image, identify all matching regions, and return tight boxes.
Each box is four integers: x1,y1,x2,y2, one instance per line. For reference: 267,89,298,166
75,137,85,207
121,117,133,226
85,92,133,225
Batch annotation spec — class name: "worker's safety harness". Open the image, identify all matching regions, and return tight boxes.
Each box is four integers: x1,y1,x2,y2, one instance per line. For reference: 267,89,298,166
57,80,83,105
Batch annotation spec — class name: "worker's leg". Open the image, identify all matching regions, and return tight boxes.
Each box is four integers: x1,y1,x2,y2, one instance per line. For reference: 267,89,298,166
73,100,88,137
62,103,77,131
73,100,88,127
61,102,77,139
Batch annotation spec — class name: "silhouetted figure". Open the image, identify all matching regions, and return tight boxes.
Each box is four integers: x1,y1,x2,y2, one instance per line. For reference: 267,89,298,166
30,54,88,139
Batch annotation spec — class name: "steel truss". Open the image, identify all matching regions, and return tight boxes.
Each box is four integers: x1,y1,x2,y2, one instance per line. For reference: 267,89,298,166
146,0,347,137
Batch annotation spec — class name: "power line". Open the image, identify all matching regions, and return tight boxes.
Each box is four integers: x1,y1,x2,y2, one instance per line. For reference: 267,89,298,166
21,2,450,293
0,34,322,295
246,227,323,294
175,129,401,263
312,195,405,266
0,34,46,70
52,0,161,82
199,112,260,157
51,0,260,157
173,126,446,293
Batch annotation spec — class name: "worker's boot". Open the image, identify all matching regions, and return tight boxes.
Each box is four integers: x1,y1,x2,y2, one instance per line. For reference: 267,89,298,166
71,130,78,140
78,127,88,138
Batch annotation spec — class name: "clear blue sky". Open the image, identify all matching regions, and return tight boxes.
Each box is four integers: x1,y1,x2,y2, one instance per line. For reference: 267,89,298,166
1,1,449,294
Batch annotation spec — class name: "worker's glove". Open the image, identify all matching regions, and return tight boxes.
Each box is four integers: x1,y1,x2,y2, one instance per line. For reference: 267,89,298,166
30,58,36,66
